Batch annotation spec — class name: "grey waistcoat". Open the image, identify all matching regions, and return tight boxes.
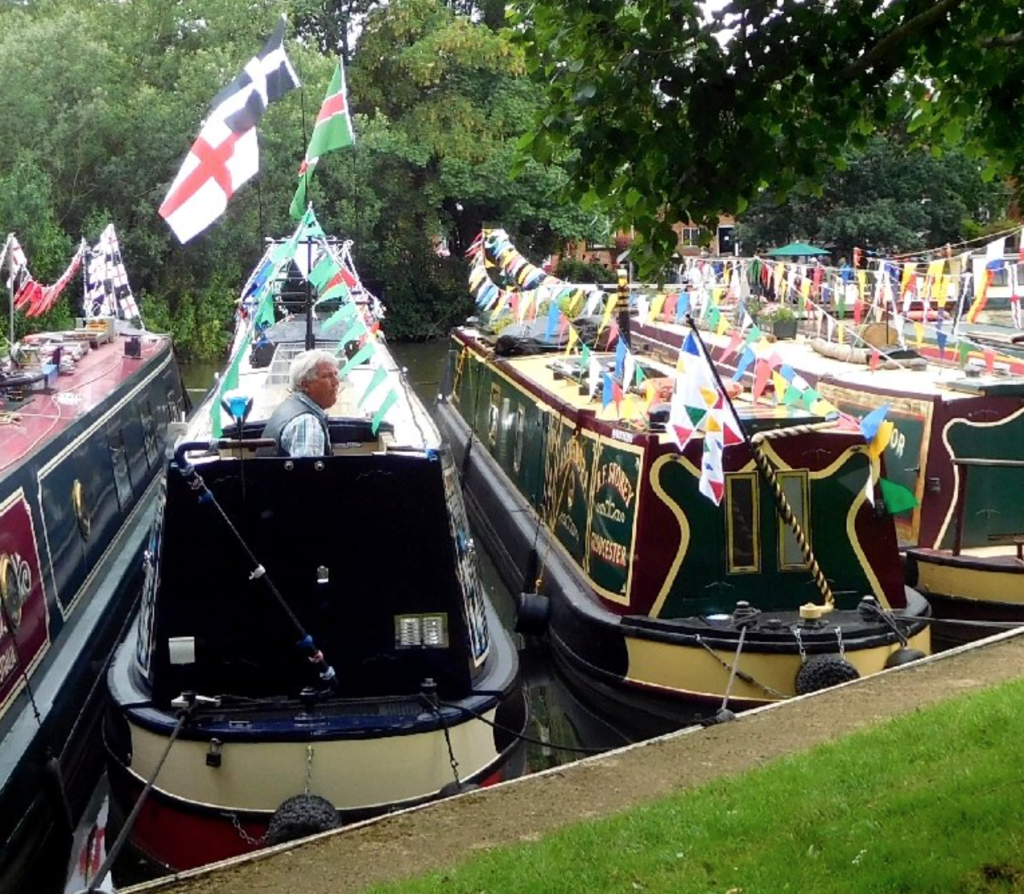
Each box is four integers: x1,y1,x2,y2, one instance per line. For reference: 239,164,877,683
258,394,331,456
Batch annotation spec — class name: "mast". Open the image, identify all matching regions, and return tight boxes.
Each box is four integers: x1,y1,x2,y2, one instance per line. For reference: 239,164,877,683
305,234,314,350
615,267,630,350
1,235,13,349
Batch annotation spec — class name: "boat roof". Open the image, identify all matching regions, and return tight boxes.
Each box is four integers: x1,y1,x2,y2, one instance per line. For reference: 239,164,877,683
457,327,822,436
0,325,170,476
642,320,1024,401
188,337,440,452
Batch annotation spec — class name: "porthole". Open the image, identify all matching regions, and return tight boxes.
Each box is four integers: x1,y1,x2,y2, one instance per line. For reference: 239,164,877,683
0,553,28,631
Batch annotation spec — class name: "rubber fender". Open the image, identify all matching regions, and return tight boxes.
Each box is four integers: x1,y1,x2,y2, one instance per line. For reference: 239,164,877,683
264,794,338,846
795,654,860,695
885,647,926,669
514,591,550,635
438,781,481,798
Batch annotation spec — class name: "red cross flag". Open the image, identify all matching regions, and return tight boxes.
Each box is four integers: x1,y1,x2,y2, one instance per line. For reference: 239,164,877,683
160,15,299,243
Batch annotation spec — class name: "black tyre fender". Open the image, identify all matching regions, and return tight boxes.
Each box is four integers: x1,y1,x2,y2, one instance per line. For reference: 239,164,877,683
514,591,550,635
265,794,338,846
885,647,926,669
795,654,860,695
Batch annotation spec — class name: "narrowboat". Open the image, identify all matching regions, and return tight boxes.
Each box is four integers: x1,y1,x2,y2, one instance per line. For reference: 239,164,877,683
500,230,1024,652
628,320,1024,648
103,222,526,873
437,239,931,733
0,233,186,892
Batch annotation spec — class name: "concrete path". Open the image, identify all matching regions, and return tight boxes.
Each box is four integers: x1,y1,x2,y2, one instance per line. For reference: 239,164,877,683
122,630,1024,894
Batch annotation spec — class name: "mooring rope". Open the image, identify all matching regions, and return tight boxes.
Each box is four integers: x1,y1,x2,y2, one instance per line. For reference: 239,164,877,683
177,460,337,686
747,434,834,607
80,709,190,894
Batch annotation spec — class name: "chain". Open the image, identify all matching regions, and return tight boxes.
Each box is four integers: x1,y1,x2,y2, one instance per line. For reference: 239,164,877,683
305,743,314,795
227,811,266,847
442,721,462,787
834,625,846,658
793,627,807,662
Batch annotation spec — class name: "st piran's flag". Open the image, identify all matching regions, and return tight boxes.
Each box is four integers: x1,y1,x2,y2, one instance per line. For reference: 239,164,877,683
159,15,299,243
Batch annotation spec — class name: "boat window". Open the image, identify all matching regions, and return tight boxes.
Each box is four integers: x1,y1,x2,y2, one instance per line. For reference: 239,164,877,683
108,428,133,510
513,405,526,472
777,471,811,570
487,384,500,445
726,472,760,574
166,388,181,424
140,399,158,467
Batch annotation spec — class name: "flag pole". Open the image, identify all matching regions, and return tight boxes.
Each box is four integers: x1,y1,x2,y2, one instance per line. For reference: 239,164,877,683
684,314,835,611
1,234,13,349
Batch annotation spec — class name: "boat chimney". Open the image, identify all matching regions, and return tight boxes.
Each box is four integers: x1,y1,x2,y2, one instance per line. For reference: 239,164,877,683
615,267,631,350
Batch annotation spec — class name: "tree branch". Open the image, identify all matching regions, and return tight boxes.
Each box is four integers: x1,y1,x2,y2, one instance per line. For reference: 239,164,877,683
980,32,1024,48
840,0,967,80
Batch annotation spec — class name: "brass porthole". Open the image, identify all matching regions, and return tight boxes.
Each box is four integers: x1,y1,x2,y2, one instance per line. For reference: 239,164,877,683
72,479,91,539
0,553,26,631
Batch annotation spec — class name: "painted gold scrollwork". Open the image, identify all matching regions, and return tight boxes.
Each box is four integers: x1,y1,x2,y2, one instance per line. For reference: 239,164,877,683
0,552,29,632
72,478,91,539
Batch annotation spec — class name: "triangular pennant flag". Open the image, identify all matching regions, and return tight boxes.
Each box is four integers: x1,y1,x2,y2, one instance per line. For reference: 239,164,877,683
879,477,919,514
869,419,894,459
370,388,398,434
338,340,375,376
859,403,890,442
752,359,772,401
357,364,389,408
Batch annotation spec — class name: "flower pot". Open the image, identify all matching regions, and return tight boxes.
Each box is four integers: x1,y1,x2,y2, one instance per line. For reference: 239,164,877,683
772,318,798,340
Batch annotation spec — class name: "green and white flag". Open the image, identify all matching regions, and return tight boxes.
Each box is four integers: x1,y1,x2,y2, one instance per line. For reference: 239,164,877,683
290,59,355,219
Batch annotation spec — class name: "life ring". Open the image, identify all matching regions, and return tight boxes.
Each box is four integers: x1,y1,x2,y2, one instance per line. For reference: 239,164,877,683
264,794,338,846
794,654,860,695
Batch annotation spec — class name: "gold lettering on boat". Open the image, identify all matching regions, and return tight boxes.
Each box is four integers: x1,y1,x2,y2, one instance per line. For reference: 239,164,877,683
593,497,626,523
589,532,628,568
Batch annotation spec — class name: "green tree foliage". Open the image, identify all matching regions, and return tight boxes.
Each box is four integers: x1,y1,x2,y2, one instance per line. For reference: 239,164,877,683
0,0,599,353
735,134,1010,258
513,0,1024,269
330,0,600,337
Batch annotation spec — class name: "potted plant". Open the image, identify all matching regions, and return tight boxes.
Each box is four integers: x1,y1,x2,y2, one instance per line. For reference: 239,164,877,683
763,304,798,339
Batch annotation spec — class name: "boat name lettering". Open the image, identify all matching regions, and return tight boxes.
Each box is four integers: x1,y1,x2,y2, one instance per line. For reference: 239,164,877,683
0,643,17,687
558,512,579,540
610,429,633,444
888,426,906,458
593,497,626,524
590,532,628,568
595,461,635,508
547,436,590,507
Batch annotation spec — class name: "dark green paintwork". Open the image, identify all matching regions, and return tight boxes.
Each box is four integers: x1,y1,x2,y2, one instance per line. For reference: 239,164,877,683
944,413,1024,547
653,451,878,616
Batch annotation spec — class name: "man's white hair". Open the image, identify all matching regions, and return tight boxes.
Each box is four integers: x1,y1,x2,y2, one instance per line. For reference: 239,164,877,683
289,349,339,392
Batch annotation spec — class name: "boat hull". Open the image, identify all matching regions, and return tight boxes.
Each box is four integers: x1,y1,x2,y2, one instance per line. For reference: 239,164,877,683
105,706,525,872
906,548,1024,649
105,547,526,873
438,398,931,732
0,336,185,893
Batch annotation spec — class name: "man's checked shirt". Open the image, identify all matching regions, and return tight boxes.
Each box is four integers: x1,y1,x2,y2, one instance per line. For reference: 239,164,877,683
279,392,329,457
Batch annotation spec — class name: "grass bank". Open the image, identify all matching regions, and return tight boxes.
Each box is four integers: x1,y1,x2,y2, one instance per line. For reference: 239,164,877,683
368,677,1024,894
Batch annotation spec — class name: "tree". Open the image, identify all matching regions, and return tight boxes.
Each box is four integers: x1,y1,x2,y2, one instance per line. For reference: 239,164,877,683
734,134,1010,258
334,0,603,336
513,0,1024,268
